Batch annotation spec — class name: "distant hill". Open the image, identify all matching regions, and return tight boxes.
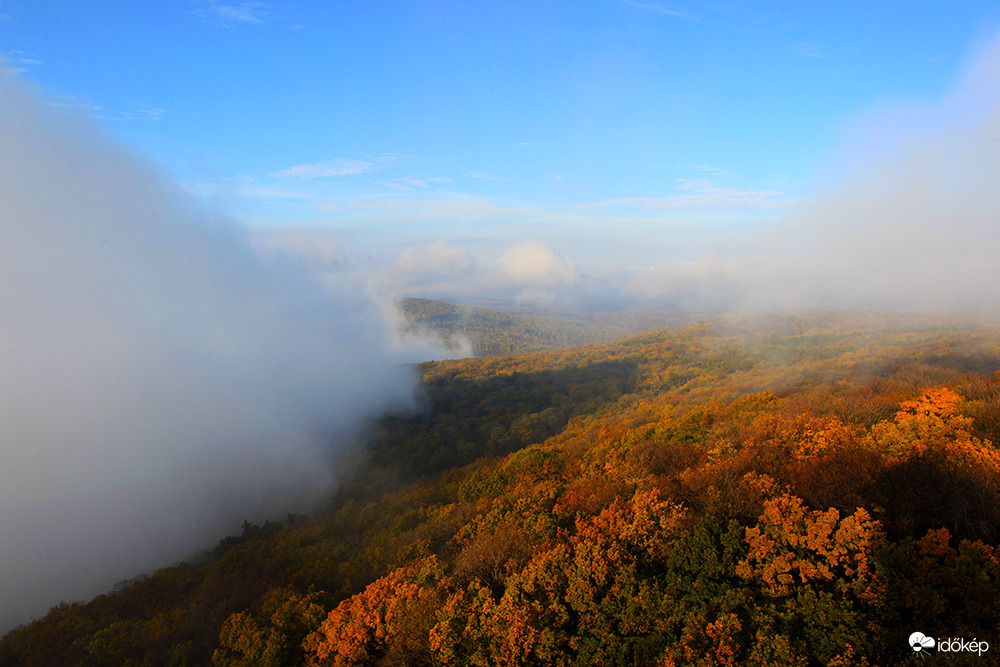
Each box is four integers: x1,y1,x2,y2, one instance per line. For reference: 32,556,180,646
397,298,696,356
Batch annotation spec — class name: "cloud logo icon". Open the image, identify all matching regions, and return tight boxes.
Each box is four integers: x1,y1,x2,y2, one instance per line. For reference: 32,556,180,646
910,632,935,656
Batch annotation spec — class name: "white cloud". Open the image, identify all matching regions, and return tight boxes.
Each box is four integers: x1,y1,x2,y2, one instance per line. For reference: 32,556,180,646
397,240,477,282
501,240,579,287
383,239,583,308
258,235,588,310
738,31,1000,313
614,30,1000,315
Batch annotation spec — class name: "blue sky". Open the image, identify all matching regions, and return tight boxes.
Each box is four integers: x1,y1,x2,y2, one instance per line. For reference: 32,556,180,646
4,1,1000,305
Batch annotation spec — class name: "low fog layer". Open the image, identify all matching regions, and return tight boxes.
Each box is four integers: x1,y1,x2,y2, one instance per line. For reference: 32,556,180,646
0,77,417,631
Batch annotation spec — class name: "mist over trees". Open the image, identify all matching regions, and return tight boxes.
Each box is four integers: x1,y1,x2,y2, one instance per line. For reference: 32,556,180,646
0,72,419,633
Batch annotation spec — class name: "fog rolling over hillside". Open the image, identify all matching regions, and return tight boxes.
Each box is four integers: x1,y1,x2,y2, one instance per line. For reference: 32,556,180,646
639,32,1000,315
0,75,418,632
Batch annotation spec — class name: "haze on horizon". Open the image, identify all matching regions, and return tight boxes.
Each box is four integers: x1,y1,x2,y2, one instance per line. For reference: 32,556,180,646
4,0,1000,635
5,2,1000,303
255,22,1000,316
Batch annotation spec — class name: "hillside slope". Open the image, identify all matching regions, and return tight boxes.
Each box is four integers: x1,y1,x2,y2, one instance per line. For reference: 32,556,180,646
4,312,1000,665
397,298,632,356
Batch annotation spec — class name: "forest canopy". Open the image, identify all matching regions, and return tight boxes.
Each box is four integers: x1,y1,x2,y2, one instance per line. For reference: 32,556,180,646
3,311,1000,665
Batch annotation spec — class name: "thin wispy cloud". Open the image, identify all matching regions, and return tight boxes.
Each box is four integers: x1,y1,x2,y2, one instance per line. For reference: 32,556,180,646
380,176,452,192
622,2,830,62
192,1,269,26
619,0,698,23
688,164,734,177
301,170,792,235
45,94,103,117
112,108,168,122
270,154,402,179
345,197,532,219
318,194,778,253
0,12,13,22
271,159,373,178
466,171,506,182
577,179,792,214
1,50,43,76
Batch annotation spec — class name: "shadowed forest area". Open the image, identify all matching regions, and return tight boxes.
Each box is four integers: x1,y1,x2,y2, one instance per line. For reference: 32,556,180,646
397,298,635,356
4,311,1000,665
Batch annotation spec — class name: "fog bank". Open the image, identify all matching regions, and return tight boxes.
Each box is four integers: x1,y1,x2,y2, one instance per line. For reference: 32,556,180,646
0,75,416,632
636,32,1000,315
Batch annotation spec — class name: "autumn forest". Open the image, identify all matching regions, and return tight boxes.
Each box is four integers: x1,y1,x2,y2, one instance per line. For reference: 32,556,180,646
3,311,1000,666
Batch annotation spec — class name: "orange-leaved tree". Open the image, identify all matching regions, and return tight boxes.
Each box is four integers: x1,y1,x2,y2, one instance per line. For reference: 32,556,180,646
301,557,447,667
